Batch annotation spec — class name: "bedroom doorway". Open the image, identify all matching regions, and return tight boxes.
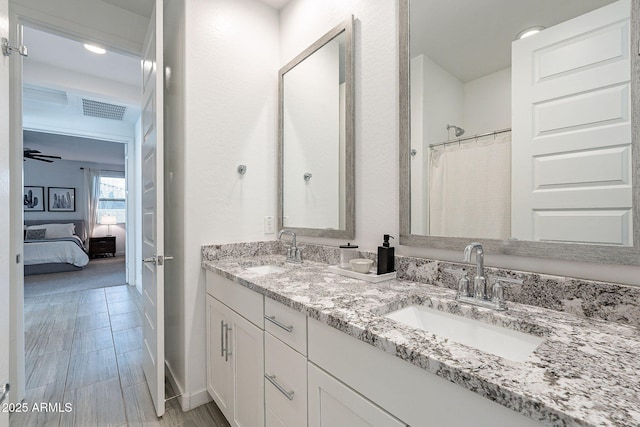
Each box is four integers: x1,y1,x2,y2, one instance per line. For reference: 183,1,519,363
11,14,145,412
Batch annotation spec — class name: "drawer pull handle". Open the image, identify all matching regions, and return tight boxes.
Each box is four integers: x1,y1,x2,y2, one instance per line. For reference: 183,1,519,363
220,321,225,357
265,374,294,401
264,315,293,333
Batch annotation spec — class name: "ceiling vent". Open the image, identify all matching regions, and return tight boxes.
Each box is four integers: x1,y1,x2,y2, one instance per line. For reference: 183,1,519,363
82,98,127,121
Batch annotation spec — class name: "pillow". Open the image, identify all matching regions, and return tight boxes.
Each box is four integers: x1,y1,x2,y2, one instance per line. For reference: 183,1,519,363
25,228,46,240
27,223,75,239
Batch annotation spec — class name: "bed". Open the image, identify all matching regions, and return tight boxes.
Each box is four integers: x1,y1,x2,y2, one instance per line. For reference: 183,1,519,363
24,220,90,275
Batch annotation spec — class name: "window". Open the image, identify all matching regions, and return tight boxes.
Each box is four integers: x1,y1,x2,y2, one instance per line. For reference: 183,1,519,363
97,175,126,223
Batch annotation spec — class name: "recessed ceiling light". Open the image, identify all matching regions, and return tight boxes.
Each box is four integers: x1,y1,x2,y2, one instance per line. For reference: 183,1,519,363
515,26,545,40
83,44,106,55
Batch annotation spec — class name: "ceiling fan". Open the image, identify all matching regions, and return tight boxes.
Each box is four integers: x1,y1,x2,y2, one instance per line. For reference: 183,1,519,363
23,148,62,163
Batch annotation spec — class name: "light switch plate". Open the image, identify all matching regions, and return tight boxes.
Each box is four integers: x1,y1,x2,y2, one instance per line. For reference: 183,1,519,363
264,216,275,234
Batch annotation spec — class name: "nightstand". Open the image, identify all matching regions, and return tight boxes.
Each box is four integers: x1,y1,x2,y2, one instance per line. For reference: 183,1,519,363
89,236,116,258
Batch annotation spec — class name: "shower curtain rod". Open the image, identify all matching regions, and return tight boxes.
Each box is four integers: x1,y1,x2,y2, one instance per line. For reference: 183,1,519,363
429,127,511,150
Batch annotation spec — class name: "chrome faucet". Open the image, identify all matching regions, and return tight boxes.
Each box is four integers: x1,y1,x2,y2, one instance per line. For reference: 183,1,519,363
463,242,486,299
457,242,510,311
278,229,302,264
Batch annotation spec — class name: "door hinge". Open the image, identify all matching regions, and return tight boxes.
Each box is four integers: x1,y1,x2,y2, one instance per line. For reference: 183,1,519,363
16,254,21,264
1,38,28,57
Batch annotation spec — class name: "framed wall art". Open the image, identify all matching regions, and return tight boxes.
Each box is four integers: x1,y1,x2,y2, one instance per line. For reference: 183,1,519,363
24,186,45,211
48,187,75,212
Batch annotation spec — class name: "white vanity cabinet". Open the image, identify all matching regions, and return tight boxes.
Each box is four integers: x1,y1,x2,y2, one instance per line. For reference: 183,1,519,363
206,268,542,427
308,318,542,427
308,363,405,427
206,272,265,427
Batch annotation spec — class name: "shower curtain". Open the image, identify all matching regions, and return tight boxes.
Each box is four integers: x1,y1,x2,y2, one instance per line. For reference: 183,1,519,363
429,133,511,239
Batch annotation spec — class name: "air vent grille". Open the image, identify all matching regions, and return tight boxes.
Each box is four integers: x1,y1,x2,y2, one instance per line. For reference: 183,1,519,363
82,99,127,121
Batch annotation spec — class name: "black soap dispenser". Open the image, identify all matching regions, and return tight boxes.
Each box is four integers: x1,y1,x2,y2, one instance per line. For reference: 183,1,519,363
377,234,395,275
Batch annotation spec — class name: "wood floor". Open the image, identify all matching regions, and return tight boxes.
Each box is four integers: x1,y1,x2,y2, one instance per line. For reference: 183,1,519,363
11,284,231,427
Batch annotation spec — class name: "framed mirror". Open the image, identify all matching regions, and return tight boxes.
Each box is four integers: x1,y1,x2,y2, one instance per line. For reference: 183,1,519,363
399,0,640,265
278,17,355,239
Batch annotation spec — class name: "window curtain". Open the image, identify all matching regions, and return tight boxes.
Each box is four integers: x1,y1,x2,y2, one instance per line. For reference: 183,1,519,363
84,168,101,242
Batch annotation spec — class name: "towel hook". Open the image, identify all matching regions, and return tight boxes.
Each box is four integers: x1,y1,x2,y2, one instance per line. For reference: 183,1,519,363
237,165,247,175
303,172,312,182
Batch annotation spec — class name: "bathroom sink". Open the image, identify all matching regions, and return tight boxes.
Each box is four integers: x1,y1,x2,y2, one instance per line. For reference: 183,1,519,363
384,305,543,363
245,265,287,275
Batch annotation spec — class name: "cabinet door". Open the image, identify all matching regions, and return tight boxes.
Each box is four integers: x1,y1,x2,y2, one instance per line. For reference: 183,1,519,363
206,296,233,420
231,310,265,427
308,363,405,427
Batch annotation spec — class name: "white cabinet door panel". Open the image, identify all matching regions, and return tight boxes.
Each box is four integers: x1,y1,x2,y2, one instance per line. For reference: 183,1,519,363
231,308,264,427
308,363,405,427
206,296,233,420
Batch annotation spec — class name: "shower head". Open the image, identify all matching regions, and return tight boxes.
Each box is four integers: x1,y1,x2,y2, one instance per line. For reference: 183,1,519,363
447,124,465,137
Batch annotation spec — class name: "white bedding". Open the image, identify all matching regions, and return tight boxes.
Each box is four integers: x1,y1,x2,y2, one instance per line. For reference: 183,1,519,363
24,236,90,267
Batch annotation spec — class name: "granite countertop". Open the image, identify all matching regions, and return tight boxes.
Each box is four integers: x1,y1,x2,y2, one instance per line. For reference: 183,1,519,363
202,254,640,427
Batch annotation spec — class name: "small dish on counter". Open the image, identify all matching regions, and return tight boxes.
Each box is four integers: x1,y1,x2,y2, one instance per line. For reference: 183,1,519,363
349,258,374,273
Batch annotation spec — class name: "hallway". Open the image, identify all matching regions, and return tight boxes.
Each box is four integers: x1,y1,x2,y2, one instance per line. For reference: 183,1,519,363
12,284,229,426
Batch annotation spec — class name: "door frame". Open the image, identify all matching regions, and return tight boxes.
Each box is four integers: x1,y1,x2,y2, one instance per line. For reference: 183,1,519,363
8,4,143,403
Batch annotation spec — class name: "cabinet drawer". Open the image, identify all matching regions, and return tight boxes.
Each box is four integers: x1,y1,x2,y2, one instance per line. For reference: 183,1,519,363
206,270,264,328
264,297,307,355
265,332,307,427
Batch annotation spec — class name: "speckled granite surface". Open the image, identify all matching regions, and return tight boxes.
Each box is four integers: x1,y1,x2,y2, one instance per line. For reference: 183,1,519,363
202,243,640,427
397,257,640,329
203,241,640,328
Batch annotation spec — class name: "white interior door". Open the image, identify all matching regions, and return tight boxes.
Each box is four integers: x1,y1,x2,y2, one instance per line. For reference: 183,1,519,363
0,0,11,424
141,0,165,417
511,0,632,245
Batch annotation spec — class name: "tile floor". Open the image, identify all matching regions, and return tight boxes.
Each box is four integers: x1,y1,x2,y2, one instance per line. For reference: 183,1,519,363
11,284,230,427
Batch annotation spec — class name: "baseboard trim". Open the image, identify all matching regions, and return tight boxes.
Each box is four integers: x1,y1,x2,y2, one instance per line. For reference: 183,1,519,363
164,361,185,409
165,361,212,412
187,388,212,410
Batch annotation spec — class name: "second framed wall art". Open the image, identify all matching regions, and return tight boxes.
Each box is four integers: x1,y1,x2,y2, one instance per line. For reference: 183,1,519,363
48,187,75,212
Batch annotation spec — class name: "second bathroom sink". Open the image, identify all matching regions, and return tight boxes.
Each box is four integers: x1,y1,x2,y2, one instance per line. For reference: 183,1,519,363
384,305,543,363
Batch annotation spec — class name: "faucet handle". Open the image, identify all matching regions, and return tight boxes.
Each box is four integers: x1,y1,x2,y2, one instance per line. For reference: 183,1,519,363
490,277,523,310
491,281,506,310
457,272,471,298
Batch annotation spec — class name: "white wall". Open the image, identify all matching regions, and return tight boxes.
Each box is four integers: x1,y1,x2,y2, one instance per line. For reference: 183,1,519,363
463,67,511,136
163,0,187,406
164,0,280,409
280,0,398,251
23,159,127,254
422,54,464,148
